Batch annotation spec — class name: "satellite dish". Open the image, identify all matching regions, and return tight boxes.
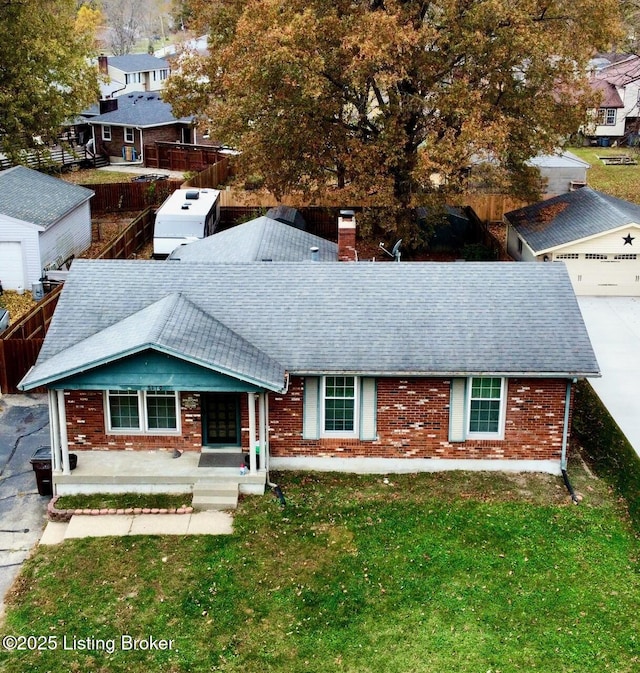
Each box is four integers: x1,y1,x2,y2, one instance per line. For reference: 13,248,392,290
379,239,402,262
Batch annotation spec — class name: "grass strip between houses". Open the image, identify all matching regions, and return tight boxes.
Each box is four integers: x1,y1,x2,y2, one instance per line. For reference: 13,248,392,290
1,469,638,673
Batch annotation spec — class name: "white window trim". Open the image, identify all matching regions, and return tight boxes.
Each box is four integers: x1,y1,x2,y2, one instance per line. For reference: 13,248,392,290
597,107,617,126
124,127,135,143
320,375,359,438
465,377,506,440
104,390,181,435
102,125,111,141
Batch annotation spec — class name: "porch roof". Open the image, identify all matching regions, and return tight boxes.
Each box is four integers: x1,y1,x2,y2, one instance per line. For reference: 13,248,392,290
20,293,286,392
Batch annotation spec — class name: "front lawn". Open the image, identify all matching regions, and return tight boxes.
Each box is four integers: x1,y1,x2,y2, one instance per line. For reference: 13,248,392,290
1,470,638,672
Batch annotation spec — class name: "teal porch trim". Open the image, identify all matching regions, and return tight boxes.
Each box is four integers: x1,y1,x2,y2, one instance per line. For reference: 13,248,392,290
50,351,264,392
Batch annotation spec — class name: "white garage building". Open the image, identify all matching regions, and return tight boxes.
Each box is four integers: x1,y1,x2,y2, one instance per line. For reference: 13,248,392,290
505,187,640,296
0,166,93,292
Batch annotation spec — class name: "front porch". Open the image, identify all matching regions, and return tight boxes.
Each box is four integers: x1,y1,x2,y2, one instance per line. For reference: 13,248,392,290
54,450,268,508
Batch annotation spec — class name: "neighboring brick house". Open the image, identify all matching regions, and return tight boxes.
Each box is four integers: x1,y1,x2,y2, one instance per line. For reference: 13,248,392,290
87,92,203,164
19,258,599,498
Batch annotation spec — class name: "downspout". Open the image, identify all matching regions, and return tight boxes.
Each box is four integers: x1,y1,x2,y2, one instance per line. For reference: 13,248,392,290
266,377,289,506
561,378,579,504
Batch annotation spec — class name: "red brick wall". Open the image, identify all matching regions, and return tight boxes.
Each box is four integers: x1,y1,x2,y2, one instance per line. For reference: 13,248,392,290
268,376,570,461
64,390,251,452
63,378,571,461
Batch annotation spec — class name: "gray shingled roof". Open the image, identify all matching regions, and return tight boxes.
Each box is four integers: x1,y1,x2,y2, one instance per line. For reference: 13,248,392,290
24,293,285,390
88,93,192,128
20,260,599,390
168,217,337,262
0,166,93,228
107,54,170,73
505,187,640,253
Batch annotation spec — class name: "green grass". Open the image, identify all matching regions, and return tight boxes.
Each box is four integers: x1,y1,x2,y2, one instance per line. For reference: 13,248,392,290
1,470,638,672
569,146,640,203
55,493,192,511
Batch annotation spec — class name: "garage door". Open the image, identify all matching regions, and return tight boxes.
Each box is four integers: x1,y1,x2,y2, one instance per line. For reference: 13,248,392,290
556,253,640,296
0,241,25,291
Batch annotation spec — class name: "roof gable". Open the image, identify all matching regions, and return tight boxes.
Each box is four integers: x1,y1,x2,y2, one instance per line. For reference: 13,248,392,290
0,166,93,228
21,293,286,391
505,188,640,253
168,217,337,262
21,261,599,390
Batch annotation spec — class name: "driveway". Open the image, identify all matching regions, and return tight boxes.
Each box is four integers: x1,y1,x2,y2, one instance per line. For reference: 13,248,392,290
577,296,640,457
0,394,50,620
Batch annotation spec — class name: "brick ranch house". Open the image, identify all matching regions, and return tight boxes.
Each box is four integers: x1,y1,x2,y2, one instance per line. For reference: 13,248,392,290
18,253,599,500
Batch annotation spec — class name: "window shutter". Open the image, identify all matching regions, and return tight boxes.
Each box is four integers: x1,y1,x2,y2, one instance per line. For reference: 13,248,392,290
359,377,377,440
302,377,320,439
448,378,467,443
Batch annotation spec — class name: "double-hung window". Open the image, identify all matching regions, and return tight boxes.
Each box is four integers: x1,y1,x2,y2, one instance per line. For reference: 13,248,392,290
302,376,376,440
124,127,135,143
106,390,180,434
102,125,112,141
323,376,357,434
449,377,507,442
597,108,617,126
467,377,505,438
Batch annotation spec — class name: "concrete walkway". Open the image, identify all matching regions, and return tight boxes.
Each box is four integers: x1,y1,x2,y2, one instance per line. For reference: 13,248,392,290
40,511,234,545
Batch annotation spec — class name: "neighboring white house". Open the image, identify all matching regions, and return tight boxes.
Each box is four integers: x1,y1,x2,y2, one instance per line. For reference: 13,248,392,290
586,55,640,144
0,166,93,292
98,54,171,98
505,187,640,296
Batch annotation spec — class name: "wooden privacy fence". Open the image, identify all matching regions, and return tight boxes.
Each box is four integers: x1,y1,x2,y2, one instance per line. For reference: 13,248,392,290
144,143,225,172
0,209,156,394
84,179,183,213
0,285,63,394
183,157,230,189
97,208,155,259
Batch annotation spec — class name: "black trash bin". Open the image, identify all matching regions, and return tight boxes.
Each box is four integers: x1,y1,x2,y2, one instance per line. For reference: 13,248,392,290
31,446,53,496
30,447,77,496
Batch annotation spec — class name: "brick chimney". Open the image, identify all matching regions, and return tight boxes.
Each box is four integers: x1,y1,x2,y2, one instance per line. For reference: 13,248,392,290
98,55,108,75
338,210,357,262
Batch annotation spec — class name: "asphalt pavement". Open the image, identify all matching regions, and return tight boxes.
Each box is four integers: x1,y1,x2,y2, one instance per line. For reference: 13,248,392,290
0,393,50,620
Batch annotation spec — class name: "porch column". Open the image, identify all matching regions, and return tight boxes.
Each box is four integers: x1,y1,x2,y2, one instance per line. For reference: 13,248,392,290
258,393,267,473
56,389,71,475
48,390,61,473
247,392,257,473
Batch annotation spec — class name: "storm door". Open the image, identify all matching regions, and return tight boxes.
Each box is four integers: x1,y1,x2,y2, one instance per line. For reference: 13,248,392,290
202,393,240,447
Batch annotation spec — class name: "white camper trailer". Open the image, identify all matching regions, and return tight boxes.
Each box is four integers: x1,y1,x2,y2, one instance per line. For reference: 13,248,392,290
153,188,221,258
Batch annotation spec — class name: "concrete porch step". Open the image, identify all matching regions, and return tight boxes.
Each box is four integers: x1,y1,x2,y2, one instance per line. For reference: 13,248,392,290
192,481,239,511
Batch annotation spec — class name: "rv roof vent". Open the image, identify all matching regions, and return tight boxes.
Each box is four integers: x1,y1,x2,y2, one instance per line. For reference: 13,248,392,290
181,203,190,210
185,190,200,200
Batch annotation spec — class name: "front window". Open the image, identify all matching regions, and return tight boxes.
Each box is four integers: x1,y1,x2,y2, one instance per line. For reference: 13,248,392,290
106,390,180,434
124,127,135,143
108,390,139,429
468,377,505,437
102,125,111,141
323,376,357,434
